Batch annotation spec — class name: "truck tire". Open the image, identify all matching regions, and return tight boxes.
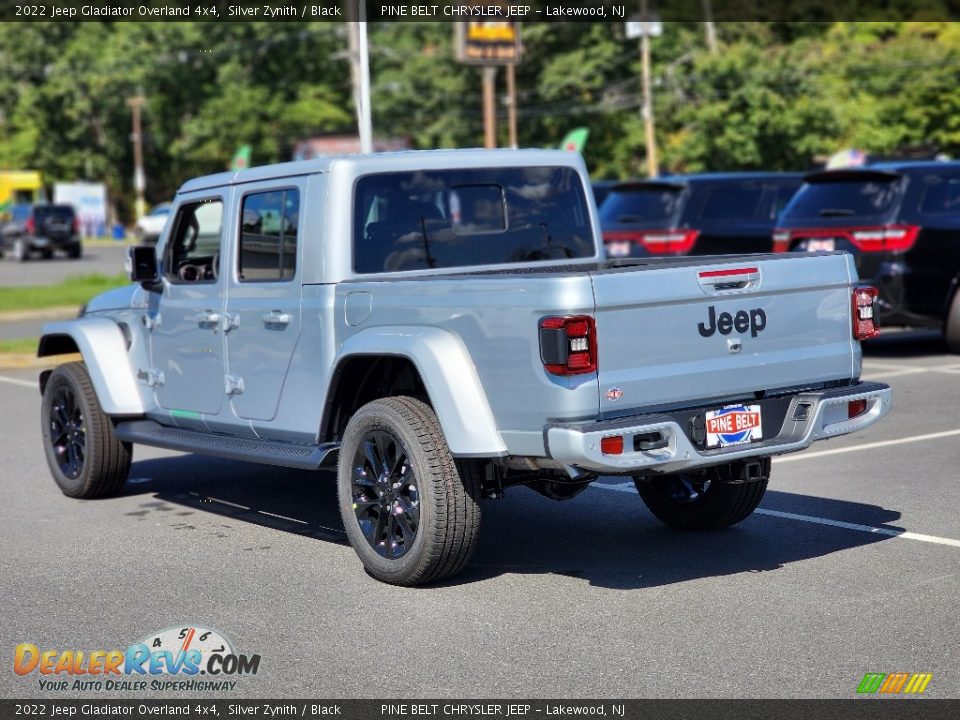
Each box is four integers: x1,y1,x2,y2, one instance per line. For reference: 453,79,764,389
41,362,132,498
67,242,83,259
337,396,482,586
634,458,770,530
945,288,960,354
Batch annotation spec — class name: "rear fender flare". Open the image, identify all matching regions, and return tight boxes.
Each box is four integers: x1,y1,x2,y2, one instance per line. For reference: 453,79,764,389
334,326,506,457
38,318,144,416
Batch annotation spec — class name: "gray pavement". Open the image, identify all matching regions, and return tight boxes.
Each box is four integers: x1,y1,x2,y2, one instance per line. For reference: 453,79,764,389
0,242,128,287
0,334,957,699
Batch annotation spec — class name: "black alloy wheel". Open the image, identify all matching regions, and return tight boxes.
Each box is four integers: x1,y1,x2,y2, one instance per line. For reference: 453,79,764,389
350,430,420,559
49,383,86,480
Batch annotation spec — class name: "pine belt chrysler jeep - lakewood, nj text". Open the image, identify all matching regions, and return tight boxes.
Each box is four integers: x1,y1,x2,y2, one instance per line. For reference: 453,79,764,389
36,150,891,585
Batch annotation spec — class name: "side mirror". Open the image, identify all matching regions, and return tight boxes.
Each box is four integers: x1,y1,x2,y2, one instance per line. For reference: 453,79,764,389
127,245,161,291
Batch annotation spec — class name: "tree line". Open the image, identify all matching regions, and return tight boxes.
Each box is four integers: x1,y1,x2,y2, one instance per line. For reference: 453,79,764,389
0,21,957,220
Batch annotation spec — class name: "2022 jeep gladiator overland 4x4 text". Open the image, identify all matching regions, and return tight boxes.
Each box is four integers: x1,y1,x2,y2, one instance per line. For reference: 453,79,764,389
37,149,891,585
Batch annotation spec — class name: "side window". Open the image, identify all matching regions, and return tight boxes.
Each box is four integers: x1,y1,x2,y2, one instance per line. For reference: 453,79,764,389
164,199,223,283
239,189,299,282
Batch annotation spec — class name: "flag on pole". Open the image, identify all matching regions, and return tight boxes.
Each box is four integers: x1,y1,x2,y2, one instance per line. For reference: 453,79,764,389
231,145,252,170
559,128,589,153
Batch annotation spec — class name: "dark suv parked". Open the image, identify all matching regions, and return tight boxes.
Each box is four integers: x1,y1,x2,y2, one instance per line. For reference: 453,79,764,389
600,172,803,257
0,204,82,261
774,162,960,351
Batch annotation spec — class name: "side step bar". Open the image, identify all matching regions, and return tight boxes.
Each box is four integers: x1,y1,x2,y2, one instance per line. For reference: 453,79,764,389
115,420,339,471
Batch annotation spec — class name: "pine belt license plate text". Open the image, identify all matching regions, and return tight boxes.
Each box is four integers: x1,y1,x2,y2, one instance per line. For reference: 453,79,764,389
705,404,763,448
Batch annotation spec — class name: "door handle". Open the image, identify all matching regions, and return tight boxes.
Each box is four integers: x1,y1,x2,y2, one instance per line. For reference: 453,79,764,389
261,310,291,328
196,310,221,328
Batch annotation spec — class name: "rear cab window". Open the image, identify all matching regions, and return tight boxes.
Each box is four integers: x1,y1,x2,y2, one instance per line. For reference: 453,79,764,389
353,166,594,273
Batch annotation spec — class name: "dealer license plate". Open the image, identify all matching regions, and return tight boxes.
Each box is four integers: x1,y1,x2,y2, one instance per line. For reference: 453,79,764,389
705,404,763,448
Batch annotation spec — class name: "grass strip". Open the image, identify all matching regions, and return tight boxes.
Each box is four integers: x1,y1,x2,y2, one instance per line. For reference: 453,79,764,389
0,273,128,313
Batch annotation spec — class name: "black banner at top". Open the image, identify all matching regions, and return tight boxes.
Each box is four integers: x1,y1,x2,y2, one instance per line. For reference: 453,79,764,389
0,0,959,22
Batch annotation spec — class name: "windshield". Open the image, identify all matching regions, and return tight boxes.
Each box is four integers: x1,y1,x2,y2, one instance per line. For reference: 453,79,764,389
598,185,685,228
781,177,903,225
353,166,594,273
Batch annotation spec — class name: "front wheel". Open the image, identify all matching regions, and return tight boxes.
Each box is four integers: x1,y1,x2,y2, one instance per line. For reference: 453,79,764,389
41,362,132,498
634,459,770,530
337,396,482,586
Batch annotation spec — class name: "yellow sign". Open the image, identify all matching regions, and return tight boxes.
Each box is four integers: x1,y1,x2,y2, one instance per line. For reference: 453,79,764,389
457,20,521,64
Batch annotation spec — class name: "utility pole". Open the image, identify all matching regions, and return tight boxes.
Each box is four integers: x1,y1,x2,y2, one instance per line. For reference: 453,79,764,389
482,66,497,149
702,0,718,53
506,63,518,149
126,94,146,222
639,0,659,177
347,15,374,154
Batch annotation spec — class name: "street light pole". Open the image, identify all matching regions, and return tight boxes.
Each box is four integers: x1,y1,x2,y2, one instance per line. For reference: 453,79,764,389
126,94,146,222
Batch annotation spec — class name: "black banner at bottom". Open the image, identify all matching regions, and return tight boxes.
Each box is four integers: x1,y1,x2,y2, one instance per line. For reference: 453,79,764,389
4,699,960,720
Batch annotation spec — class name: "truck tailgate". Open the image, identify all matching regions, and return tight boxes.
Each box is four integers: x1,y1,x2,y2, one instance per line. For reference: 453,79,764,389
591,253,857,414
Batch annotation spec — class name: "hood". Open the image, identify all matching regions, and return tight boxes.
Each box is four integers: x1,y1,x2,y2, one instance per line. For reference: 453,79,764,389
84,284,140,314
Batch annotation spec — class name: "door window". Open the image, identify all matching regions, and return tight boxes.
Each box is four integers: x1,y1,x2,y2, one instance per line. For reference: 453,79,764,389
239,189,299,282
164,199,223,283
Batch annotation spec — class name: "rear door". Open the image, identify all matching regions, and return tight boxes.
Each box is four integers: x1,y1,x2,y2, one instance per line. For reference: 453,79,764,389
223,181,304,422
590,254,856,415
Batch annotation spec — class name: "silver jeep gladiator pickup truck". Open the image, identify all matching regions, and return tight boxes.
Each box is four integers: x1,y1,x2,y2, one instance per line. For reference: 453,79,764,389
37,149,891,585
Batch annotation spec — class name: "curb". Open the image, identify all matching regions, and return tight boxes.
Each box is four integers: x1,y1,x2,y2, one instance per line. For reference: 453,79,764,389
0,306,78,324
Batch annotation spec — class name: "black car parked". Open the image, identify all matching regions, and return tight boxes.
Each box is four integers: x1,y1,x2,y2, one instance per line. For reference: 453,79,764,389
600,172,803,257
774,161,960,351
0,203,82,261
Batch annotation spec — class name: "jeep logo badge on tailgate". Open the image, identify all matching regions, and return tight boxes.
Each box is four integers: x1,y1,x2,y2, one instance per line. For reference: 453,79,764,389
698,305,767,338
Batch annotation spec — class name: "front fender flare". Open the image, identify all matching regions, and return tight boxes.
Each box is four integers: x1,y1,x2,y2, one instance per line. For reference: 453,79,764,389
38,318,144,416
335,326,506,457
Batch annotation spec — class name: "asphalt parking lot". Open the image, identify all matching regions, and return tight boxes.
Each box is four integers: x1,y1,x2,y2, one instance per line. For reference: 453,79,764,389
1,330,958,699
0,242,129,287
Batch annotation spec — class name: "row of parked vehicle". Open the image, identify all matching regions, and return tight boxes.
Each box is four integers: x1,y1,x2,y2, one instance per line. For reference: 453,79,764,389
595,161,960,352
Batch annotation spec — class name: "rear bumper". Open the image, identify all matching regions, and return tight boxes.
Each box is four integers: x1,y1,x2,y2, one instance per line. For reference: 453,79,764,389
545,382,891,474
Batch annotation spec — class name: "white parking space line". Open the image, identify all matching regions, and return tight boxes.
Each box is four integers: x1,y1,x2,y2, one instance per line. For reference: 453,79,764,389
775,429,960,463
591,481,960,549
863,360,960,379
0,375,38,389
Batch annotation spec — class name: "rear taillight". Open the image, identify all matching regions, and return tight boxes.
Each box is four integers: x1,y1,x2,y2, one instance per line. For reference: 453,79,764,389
852,285,880,341
849,225,919,252
772,229,790,253
603,229,699,255
539,315,597,376
773,225,920,253
25,216,35,235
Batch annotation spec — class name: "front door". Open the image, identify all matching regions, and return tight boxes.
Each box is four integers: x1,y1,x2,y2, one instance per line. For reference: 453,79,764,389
224,184,303,421
151,196,227,418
